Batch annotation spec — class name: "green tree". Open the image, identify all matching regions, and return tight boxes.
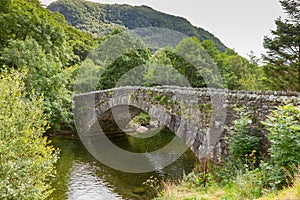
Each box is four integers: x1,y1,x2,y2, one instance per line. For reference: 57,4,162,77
263,0,300,91
0,0,97,130
0,70,58,199
143,48,190,87
238,51,266,91
97,46,151,89
2,38,73,130
0,0,96,64
202,40,266,90
166,37,223,88
0,0,71,64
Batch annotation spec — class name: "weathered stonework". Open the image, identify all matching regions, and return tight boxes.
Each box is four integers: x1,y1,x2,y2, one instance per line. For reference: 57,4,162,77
73,86,300,160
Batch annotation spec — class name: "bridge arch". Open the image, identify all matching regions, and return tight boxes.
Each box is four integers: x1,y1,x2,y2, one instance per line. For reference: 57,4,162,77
74,96,199,172
99,100,206,149
73,86,299,172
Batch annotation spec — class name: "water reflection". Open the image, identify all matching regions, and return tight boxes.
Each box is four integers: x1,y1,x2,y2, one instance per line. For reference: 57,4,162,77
50,128,198,200
67,162,121,200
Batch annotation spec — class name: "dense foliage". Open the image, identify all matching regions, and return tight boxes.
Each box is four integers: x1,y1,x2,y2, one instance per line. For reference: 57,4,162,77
0,0,96,130
264,104,300,171
0,70,58,199
263,0,300,91
48,0,226,51
226,104,300,191
98,48,151,90
92,36,265,91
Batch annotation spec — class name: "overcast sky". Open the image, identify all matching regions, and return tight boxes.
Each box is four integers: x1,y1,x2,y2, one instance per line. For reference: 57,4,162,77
42,0,285,59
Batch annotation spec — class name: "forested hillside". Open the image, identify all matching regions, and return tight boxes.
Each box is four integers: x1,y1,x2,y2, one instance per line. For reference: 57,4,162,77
48,0,226,51
47,0,267,92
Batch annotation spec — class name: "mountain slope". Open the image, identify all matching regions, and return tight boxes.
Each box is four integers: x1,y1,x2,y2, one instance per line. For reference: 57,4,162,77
48,0,226,51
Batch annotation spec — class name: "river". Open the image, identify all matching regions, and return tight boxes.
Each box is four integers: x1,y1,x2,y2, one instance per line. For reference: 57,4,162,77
50,127,198,200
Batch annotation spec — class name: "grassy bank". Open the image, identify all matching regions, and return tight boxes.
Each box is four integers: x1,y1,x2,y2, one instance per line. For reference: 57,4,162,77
155,169,300,200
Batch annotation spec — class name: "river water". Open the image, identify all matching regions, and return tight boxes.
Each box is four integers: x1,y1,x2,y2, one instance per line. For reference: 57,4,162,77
50,128,198,200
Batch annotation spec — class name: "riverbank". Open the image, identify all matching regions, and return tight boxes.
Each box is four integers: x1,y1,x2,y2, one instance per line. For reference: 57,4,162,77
155,168,300,200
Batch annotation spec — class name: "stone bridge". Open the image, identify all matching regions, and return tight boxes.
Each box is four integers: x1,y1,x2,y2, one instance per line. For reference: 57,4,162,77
73,86,300,162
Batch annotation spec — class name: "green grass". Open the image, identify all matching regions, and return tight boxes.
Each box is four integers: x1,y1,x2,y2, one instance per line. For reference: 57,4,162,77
257,176,300,200
156,170,300,200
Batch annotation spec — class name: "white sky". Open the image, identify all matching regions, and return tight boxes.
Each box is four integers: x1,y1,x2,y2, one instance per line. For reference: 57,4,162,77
42,0,285,59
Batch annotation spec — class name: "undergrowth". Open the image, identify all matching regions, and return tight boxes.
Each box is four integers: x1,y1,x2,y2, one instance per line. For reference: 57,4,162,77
154,104,300,200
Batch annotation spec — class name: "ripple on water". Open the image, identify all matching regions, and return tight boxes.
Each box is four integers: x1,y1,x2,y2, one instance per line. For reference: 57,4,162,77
67,162,122,200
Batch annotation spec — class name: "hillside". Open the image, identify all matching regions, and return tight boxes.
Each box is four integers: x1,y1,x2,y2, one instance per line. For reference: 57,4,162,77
48,0,226,51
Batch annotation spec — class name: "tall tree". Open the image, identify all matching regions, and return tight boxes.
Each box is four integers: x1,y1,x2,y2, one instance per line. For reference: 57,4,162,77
0,0,96,130
2,39,73,130
263,0,300,91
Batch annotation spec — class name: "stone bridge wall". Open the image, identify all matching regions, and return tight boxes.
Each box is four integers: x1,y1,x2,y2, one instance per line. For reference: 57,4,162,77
73,86,300,160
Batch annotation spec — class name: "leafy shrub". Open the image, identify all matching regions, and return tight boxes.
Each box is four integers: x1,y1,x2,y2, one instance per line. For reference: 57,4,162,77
263,104,300,169
0,70,59,199
132,112,151,126
227,108,263,169
262,104,300,188
259,161,287,191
